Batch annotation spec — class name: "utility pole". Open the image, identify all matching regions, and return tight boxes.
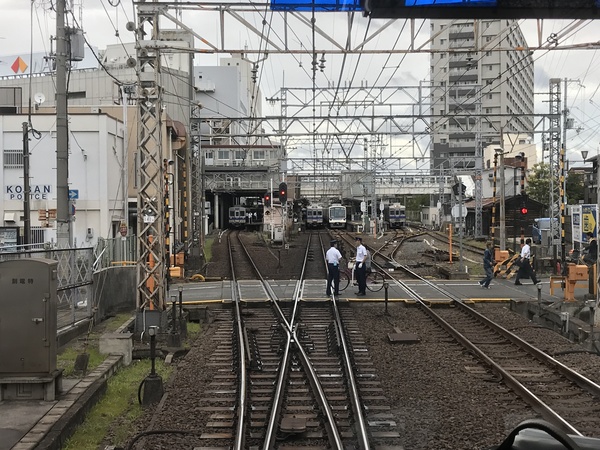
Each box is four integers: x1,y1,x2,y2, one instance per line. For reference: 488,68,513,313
22,122,31,246
498,150,506,251
56,0,70,248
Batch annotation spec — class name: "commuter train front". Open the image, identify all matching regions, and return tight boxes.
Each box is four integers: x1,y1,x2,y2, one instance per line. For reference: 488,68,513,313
306,204,324,228
384,203,406,228
327,204,347,229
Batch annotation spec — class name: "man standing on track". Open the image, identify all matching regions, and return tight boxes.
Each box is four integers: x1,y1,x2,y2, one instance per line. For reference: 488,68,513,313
325,240,343,297
514,238,540,286
354,236,367,296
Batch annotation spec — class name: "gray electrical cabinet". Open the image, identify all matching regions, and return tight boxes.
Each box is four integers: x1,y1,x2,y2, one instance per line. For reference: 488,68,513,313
0,258,58,375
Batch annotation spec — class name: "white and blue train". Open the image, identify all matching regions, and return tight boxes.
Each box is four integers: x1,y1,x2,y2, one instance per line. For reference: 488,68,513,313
306,204,324,228
384,203,406,229
327,203,347,229
228,206,261,228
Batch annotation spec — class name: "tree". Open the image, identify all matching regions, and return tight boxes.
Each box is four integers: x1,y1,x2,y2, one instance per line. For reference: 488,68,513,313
566,171,585,204
527,162,585,207
526,163,551,207
405,194,430,213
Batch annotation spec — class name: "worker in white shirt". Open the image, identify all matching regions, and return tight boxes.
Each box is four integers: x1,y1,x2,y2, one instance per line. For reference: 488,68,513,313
354,236,367,296
514,238,540,285
325,240,343,296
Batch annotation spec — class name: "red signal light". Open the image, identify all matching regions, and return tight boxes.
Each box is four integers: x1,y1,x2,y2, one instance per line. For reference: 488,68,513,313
520,207,528,215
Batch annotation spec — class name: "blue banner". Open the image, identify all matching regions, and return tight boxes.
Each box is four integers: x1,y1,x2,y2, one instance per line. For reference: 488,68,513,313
405,0,496,4
270,0,361,11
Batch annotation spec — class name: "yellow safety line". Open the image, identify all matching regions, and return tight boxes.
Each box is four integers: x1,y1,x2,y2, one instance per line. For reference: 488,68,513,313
181,300,226,304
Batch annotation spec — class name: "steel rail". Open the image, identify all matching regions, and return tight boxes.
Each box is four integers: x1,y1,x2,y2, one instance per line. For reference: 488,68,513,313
262,232,344,450
331,295,371,450
382,260,589,437
323,231,375,448
227,231,249,450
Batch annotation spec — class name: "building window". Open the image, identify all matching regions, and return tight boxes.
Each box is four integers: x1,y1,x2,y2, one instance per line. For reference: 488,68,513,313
235,150,245,160
3,149,23,169
218,150,229,160
253,150,265,160
205,151,214,159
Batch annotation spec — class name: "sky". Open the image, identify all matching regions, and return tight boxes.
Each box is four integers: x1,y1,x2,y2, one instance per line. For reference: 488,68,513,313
1,0,600,167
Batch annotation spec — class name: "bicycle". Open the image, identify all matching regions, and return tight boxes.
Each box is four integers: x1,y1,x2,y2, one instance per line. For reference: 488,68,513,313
337,260,385,292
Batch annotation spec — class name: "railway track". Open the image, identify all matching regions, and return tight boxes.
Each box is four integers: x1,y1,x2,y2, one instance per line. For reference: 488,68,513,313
382,263,600,439
154,231,403,449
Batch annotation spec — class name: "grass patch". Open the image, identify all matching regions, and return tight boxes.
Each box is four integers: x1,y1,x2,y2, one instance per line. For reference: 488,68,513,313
59,316,202,449
187,321,201,336
203,236,214,261
57,347,105,377
62,359,172,450
57,313,135,377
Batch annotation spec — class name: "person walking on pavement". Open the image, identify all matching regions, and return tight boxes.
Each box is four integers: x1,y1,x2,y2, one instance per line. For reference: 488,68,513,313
479,241,495,289
325,240,343,296
354,236,368,296
514,238,540,285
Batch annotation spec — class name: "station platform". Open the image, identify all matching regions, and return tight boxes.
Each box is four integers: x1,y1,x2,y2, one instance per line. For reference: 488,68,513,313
0,277,592,450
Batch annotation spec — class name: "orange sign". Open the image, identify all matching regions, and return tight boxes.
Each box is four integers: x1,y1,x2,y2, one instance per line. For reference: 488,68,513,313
11,57,28,74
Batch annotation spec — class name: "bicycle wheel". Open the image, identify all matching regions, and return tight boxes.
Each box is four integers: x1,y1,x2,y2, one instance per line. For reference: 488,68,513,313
338,271,350,291
366,271,385,292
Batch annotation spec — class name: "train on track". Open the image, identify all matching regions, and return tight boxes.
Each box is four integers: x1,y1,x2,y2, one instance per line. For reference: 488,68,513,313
306,204,325,228
383,203,406,229
228,206,262,228
328,203,348,229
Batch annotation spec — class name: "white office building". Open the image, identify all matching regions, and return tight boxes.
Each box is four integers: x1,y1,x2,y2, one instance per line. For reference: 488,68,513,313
1,113,125,247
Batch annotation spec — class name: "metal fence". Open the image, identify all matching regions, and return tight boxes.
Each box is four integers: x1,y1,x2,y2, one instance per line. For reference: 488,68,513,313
1,236,137,330
0,247,94,329
94,236,137,270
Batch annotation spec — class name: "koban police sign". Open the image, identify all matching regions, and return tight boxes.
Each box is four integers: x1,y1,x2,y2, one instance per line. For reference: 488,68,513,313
5,185,52,200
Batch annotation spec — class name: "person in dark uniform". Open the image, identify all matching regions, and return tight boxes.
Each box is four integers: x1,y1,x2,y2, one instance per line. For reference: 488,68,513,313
583,232,597,266
514,238,540,285
325,240,343,296
354,237,368,296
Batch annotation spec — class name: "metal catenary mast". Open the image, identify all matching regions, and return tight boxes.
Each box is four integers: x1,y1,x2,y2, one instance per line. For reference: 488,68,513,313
135,3,166,311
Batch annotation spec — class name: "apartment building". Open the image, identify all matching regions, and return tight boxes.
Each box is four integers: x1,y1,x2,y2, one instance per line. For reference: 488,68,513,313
430,19,535,171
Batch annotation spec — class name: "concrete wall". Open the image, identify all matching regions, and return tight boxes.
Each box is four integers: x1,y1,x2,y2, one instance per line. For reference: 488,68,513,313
93,266,136,321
